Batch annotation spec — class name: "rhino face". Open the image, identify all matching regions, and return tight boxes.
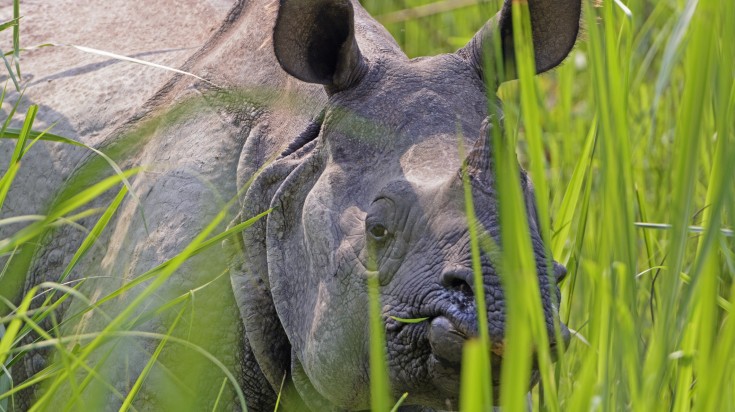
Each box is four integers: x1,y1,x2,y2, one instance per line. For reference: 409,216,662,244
239,0,581,409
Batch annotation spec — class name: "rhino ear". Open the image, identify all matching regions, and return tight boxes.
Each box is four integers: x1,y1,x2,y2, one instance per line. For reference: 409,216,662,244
460,0,581,82
274,0,367,93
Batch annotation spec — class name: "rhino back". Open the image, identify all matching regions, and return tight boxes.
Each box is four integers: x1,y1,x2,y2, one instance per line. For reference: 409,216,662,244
0,0,233,220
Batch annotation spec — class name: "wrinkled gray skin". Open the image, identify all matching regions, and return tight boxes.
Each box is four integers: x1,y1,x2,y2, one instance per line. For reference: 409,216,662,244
1,0,580,410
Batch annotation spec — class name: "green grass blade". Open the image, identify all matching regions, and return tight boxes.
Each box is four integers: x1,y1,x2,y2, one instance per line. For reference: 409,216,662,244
0,48,20,92
1,127,141,209
0,88,24,139
368,270,391,411
509,1,562,409
14,331,248,411
0,287,36,366
459,339,484,412
0,163,20,216
0,18,19,33
212,378,229,412
28,199,245,411
493,99,536,412
118,304,186,412
11,0,20,80
388,316,429,324
9,105,35,165
0,105,37,215
0,168,140,255
76,208,271,314
18,43,217,88
642,0,716,403
273,372,286,412
0,362,62,403
388,392,408,412
0,325,11,412
552,118,597,260
692,4,735,408
58,186,128,283
459,135,493,410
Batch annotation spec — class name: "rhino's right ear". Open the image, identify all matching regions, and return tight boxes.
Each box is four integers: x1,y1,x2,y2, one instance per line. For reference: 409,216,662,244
274,0,367,94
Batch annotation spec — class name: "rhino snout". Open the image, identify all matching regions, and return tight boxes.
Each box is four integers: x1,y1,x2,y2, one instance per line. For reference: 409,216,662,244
431,264,571,364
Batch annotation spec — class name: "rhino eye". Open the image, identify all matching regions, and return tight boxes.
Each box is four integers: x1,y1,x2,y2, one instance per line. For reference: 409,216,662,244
368,223,389,241
366,197,395,244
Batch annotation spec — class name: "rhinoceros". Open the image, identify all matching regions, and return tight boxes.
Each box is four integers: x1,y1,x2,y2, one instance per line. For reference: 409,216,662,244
1,0,581,410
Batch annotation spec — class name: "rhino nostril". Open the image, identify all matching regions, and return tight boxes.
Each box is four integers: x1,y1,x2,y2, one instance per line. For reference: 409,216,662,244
441,270,475,298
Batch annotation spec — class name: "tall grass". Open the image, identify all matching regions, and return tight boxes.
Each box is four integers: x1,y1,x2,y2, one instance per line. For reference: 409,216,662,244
366,0,734,410
1,0,734,410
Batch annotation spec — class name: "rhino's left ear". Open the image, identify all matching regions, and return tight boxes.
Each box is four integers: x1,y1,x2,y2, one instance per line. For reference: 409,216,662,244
460,0,582,82
274,0,367,93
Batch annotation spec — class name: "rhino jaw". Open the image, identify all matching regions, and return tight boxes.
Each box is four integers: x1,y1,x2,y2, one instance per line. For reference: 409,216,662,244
424,307,570,404
424,315,502,406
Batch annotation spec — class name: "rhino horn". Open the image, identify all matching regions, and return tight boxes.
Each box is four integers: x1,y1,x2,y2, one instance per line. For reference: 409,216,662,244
463,118,495,185
274,0,368,94
460,0,582,82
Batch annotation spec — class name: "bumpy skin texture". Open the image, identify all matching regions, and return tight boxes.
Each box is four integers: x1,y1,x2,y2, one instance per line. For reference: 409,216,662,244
2,0,580,410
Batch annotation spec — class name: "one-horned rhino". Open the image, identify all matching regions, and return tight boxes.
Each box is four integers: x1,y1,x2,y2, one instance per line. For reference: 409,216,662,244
234,0,581,410
2,0,581,410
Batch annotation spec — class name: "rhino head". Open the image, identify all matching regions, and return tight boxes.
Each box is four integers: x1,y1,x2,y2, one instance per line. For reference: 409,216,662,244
234,0,581,409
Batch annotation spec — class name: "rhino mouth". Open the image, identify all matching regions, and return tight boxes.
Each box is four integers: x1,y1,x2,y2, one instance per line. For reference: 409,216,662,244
427,315,504,394
426,315,552,400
